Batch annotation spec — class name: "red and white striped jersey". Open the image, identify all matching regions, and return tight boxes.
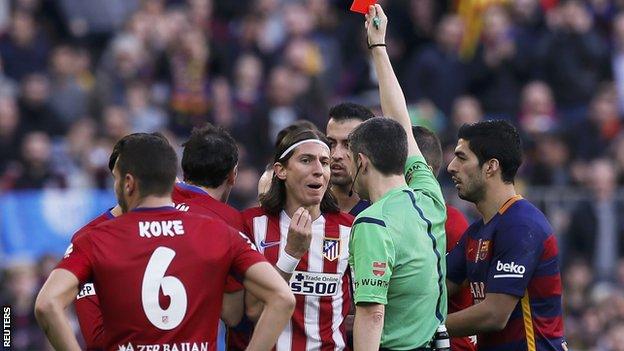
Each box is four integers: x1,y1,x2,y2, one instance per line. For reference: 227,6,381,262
242,207,354,351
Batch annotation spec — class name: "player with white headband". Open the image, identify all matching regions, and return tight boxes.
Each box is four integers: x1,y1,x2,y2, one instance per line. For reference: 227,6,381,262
242,126,355,351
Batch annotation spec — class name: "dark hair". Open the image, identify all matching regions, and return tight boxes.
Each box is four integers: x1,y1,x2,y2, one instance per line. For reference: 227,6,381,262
275,120,319,148
349,117,407,176
182,124,238,188
412,126,443,175
457,120,522,183
260,127,339,215
328,102,374,123
111,133,178,197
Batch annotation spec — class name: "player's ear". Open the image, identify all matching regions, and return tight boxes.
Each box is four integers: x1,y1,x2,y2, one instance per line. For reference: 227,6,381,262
228,164,238,186
124,173,136,195
484,158,500,178
274,162,287,180
358,153,370,173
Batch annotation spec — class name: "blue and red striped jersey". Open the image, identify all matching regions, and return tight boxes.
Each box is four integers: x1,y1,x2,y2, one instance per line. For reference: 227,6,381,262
447,195,566,351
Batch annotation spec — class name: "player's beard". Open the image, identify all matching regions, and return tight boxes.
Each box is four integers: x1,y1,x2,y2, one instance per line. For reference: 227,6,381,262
115,179,129,213
458,176,486,204
330,174,352,188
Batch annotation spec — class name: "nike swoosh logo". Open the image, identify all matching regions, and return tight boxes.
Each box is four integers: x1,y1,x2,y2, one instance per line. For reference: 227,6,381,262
259,240,281,248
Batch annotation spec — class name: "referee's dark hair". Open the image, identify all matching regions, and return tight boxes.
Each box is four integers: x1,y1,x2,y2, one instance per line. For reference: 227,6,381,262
182,123,239,188
328,102,374,122
458,120,522,183
412,126,443,176
349,117,407,176
111,132,177,197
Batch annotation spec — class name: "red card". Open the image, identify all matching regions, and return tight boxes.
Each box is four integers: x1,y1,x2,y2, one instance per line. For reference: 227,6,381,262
350,0,376,14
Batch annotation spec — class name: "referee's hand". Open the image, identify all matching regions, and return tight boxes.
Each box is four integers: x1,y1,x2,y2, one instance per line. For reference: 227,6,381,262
285,207,312,259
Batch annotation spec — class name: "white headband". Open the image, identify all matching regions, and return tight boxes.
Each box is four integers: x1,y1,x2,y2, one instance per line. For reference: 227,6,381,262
278,139,329,160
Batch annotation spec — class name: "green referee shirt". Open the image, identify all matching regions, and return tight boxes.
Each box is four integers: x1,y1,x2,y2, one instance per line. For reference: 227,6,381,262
349,155,448,349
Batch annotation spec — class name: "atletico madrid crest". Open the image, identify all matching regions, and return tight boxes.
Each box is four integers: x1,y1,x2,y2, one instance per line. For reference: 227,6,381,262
323,238,341,261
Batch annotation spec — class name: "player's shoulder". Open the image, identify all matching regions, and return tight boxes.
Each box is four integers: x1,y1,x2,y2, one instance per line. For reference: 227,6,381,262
353,204,386,228
498,198,553,238
323,211,354,226
71,210,115,241
500,199,549,227
241,206,269,220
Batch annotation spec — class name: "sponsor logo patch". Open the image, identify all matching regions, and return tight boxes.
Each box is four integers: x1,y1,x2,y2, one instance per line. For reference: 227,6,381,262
289,271,340,296
372,261,386,276
493,260,526,278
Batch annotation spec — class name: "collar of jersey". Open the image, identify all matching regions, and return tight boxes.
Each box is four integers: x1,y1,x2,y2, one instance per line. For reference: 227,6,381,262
377,185,411,203
131,206,177,213
176,182,208,195
280,209,324,224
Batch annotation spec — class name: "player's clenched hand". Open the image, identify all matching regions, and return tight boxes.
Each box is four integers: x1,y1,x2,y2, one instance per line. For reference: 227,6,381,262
285,207,312,259
365,4,388,46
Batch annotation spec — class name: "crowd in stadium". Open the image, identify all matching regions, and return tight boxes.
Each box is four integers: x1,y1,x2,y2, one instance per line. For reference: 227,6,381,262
1,0,624,350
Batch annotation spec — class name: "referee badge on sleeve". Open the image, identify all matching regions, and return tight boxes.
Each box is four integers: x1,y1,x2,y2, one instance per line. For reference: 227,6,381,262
323,238,341,261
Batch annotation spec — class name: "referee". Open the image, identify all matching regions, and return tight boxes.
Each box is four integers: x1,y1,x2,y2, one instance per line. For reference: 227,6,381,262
347,5,448,351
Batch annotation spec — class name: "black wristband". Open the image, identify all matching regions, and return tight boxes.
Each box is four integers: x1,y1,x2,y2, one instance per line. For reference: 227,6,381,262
368,43,386,49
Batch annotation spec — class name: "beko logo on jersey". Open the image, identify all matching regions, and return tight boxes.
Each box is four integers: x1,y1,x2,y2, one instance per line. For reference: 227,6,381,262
494,260,525,278
139,221,185,238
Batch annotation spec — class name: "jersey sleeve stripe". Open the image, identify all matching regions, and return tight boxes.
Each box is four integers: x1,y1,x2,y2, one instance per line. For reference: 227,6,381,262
353,216,386,227
521,291,537,351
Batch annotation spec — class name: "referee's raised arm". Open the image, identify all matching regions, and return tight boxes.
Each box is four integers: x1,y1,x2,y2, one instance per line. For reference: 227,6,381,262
366,4,422,159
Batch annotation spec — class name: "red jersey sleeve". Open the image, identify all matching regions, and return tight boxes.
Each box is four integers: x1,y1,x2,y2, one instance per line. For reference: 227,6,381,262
56,233,94,284
228,227,266,278
445,205,470,252
75,290,105,350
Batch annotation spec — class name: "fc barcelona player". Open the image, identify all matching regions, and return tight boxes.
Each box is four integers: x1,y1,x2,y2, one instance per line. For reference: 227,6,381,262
446,120,567,351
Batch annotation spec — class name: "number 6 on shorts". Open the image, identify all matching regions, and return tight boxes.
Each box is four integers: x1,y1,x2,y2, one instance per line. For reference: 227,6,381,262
142,246,188,330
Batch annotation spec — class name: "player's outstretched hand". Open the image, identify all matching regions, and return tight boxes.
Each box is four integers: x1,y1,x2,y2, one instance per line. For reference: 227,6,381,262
285,207,312,259
365,4,388,46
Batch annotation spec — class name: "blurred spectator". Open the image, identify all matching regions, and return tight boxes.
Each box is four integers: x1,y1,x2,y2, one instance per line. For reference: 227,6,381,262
0,261,47,350
126,81,166,133
612,11,624,114
9,131,65,189
528,132,571,186
537,0,609,121
404,14,466,116
569,83,621,160
57,0,139,37
566,159,623,281
519,80,557,135
51,118,97,188
0,96,21,174
246,65,304,167
48,45,90,125
17,73,66,136
93,34,149,114
166,28,211,134
0,9,50,81
467,5,522,118
101,105,131,142
231,53,263,123
441,95,483,146
512,0,548,74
